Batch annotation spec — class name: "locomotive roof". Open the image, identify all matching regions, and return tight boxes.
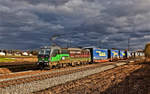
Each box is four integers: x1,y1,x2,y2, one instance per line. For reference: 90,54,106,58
68,48,82,50
41,46,61,49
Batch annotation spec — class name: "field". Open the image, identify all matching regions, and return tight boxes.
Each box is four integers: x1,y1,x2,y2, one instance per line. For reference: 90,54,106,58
0,56,38,63
0,56,38,73
0,58,16,62
0,55,37,58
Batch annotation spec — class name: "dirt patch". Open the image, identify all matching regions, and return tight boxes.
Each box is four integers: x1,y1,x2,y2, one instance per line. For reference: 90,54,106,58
102,63,150,94
0,68,11,74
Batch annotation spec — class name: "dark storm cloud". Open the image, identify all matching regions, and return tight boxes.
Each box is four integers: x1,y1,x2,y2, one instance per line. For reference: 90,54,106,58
14,0,69,5
0,0,150,50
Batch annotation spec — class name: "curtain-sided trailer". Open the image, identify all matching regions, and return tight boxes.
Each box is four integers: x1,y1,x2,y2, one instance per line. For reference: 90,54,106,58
85,48,129,63
92,48,109,62
109,50,119,61
119,50,125,58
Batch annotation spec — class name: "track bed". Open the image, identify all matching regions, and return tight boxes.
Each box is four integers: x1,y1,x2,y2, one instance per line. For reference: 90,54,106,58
1,59,148,94
0,61,126,94
35,63,150,94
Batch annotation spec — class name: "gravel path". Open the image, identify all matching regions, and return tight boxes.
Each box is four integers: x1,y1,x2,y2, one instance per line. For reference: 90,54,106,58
0,63,127,94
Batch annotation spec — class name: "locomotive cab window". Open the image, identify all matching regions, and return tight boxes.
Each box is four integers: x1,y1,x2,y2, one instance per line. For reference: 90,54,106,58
52,49,60,57
39,50,44,55
39,49,51,55
45,49,51,55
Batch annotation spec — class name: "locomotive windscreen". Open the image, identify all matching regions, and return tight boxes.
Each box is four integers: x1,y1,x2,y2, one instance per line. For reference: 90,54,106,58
39,49,51,55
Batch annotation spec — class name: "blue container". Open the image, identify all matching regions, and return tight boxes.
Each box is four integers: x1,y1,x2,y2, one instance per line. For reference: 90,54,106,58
93,48,108,60
111,50,119,58
120,50,126,58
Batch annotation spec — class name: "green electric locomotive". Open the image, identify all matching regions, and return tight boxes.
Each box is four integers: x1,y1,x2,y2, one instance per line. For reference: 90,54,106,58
37,46,91,69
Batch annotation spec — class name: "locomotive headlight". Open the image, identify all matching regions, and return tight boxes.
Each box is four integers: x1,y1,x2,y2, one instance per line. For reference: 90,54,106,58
62,57,65,60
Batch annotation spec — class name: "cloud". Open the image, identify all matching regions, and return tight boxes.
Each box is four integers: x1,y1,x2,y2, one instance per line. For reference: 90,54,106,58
0,0,150,50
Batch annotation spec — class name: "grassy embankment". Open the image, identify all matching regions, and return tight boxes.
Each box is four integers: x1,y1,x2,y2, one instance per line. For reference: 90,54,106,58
0,58,16,62
0,56,38,62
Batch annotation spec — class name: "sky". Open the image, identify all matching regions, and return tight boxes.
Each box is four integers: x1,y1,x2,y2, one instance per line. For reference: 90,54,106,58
0,0,150,50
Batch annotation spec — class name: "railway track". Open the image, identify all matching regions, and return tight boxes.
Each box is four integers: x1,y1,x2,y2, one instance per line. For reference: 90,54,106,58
0,61,127,94
35,64,142,94
0,62,117,84
0,62,115,80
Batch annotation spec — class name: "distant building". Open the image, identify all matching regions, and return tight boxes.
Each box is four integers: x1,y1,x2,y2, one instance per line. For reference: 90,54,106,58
0,52,6,56
136,49,144,52
14,52,21,56
22,52,29,56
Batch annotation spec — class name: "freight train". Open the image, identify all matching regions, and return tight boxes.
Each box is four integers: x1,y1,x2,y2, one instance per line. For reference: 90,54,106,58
37,46,144,69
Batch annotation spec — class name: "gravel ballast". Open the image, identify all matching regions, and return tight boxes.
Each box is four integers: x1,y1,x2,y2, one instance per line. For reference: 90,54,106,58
0,64,121,94
0,62,114,82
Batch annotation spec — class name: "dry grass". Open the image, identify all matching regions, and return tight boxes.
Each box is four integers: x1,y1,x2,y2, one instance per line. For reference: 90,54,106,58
0,68,11,74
